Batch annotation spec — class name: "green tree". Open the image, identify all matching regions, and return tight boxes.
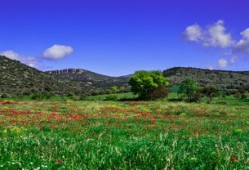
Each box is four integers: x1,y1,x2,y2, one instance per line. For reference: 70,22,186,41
178,78,201,102
128,70,169,100
110,86,119,94
201,86,219,104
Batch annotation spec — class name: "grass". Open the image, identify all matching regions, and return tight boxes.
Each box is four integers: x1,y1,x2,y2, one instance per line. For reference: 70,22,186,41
0,94,248,169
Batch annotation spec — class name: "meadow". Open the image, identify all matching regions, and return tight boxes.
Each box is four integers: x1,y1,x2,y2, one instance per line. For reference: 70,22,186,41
0,94,248,169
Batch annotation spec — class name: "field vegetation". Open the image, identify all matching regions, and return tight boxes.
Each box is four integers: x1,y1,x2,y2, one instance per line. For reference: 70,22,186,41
0,92,248,169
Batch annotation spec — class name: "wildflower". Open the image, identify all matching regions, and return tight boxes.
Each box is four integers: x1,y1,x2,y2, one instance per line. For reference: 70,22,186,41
231,157,237,162
57,159,62,164
151,118,156,123
50,125,56,129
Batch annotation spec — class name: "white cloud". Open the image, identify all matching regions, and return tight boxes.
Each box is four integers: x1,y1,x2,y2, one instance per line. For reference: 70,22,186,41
0,50,21,60
184,20,234,48
218,58,228,69
43,44,73,60
0,50,38,68
235,28,249,54
206,20,234,48
208,66,214,70
184,24,202,42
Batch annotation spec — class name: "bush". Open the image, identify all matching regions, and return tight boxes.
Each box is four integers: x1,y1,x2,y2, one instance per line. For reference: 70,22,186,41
147,86,169,100
178,78,201,102
241,93,247,99
110,86,119,94
31,93,53,100
0,93,9,98
104,95,118,101
234,91,241,99
201,86,219,103
187,91,202,103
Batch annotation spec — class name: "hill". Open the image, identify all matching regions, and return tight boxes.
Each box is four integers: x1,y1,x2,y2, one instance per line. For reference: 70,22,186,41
163,67,249,92
0,55,93,97
1,55,248,97
46,69,131,90
48,67,249,93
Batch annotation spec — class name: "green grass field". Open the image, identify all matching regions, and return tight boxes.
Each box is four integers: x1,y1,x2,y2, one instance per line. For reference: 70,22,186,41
0,94,248,169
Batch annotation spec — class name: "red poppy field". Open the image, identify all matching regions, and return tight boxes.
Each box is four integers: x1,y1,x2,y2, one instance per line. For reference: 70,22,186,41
0,99,248,169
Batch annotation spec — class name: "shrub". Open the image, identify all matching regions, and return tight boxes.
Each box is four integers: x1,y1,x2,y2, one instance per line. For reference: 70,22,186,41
234,91,241,99
0,93,9,98
147,86,169,100
201,86,219,103
31,93,52,100
104,95,118,101
178,78,201,102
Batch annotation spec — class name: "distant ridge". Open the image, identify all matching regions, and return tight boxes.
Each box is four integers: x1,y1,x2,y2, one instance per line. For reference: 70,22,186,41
47,67,249,93
0,55,93,96
1,54,249,97
163,67,249,91
46,69,131,89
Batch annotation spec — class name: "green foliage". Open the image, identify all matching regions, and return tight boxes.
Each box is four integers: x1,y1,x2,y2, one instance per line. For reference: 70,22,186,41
0,55,93,96
0,94,9,99
202,86,219,103
129,70,169,100
31,92,53,100
84,92,136,101
178,78,201,102
170,85,180,93
163,67,249,93
104,94,118,101
0,99,248,169
110,86,119,94
234,91,247,99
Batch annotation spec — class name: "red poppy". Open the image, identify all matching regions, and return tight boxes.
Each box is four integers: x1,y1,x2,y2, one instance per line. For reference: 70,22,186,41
57,159,62,163
231,157,237,162
151,118,156,123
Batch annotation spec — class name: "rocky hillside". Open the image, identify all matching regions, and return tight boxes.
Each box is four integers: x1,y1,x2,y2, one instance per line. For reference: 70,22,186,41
163,67,249,92
47,67,249,93
47,69,131,89
1,54,248,97
0,55,93,97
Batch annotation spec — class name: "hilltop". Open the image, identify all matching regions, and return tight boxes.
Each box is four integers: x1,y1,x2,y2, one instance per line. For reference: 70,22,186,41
163,67,249,92
46,69,130,90
48,67,249,93
0,55,93,97
1,55,249,97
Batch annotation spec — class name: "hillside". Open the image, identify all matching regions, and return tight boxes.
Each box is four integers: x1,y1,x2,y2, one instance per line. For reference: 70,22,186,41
163,67,249,92
1,55,249,97
46,69,130,89
0,55,93,97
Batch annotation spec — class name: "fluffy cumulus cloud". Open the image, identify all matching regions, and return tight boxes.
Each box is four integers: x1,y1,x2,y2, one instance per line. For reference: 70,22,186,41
184,20,249,69
43,44,73,60
0,50,38,68
207,20,234,47
184,24,202,41
235,28,249,54
218,58,228,69
184,20,234,48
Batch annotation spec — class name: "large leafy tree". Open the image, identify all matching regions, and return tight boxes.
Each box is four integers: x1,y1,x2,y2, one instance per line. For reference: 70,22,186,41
128,71,169,100
178,78,201,102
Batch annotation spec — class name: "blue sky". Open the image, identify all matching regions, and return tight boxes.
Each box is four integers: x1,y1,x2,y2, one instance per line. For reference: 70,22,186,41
1,0,249,76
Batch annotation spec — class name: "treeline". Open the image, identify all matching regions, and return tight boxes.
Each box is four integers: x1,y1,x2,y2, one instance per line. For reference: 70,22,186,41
128,70,248,103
